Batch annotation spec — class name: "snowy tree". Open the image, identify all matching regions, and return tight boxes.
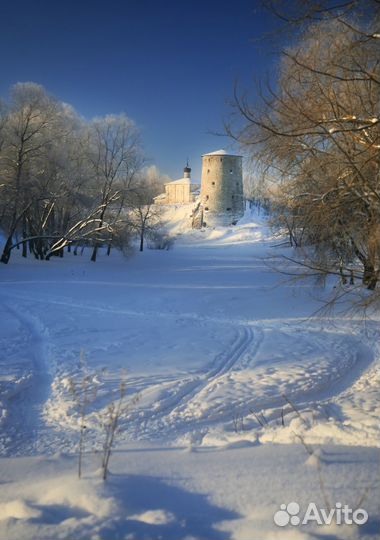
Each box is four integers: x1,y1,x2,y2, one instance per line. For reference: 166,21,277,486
87,114,144,262
0,85,148,264
230,10,379,290
0,83,66,263
127,179,162,252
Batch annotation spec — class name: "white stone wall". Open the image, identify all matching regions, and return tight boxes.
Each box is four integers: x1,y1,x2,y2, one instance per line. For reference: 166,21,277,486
166,183,191,203
200,154,244,226
155,181,198,205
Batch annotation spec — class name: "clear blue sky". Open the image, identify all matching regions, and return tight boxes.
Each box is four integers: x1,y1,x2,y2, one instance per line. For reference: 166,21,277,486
0,0,280,180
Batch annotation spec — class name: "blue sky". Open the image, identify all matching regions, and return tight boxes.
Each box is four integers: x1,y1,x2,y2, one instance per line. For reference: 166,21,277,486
0,0,280,180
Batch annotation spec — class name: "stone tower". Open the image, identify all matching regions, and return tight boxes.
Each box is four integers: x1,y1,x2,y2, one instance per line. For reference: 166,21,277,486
200,149,244,226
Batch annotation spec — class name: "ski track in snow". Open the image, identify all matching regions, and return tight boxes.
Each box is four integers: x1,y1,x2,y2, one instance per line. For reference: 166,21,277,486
135,326,374,441
134,326,260,435
165,327,260,418
22,289,374,444
0,289,370,327
0,240,378,453
0,301,56,455
0,287,377,451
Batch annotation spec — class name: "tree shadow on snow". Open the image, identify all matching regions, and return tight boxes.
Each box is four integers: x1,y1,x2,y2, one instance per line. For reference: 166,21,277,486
99,473,240,539
321,447,379,466
309,515,380,539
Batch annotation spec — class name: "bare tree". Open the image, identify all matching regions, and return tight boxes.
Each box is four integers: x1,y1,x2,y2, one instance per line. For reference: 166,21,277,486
127,180,162,252
0,83,65,263
87,115,143,262
229,11,379,293
0,84,151,264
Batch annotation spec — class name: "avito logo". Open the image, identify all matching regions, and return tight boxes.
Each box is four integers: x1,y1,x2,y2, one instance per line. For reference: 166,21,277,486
274,501,368,527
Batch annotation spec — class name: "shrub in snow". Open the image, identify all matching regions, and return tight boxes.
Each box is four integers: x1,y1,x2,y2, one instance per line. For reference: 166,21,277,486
67,352,99,479
147,231,174,250
99,372,140,481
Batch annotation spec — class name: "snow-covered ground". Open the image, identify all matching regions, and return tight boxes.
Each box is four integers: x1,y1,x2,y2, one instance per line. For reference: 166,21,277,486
0,208,378,540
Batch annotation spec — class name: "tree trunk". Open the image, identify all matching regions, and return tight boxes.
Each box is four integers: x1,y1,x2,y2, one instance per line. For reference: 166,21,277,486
21,214,28,258
339,260,347,285
90,244,98,262
351,241,377,290
91,210,105,262
366,273,378,291
14,232,20,250
0,235,13,264
363,263,378,290
139,229,144,252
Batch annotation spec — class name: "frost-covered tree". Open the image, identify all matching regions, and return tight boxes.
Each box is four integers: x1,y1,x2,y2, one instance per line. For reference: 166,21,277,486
127,180,162,252
230,10,379,290
0,83,148,264
0,83,66,263
87,114,144,262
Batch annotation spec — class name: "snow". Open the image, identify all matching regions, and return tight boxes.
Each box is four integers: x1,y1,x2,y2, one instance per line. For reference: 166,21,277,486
0,444,378,540
203,149,242,156
0,500,42,521
164,177,193,185
129,509,176,525
0,206,378,539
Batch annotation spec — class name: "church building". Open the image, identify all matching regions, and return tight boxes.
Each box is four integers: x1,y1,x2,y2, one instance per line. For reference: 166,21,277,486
153,164,199,205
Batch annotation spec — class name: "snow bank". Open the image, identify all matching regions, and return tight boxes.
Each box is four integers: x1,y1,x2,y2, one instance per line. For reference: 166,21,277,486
0,204,378,539
0,444,378,540
0,500,42,521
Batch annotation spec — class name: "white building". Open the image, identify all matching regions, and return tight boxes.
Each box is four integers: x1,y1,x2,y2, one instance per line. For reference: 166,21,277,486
154,165,199,205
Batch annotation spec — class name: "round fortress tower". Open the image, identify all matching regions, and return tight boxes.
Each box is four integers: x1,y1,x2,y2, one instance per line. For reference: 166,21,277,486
200,149,244,226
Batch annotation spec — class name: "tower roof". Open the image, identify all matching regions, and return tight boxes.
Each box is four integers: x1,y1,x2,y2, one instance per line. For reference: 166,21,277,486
202,149,242,157
183,158,191,176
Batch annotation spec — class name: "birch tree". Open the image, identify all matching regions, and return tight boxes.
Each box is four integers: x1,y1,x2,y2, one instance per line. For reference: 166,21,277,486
0,83,64,263
0,84,149,263
87,115,143,262
128,184,161,252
